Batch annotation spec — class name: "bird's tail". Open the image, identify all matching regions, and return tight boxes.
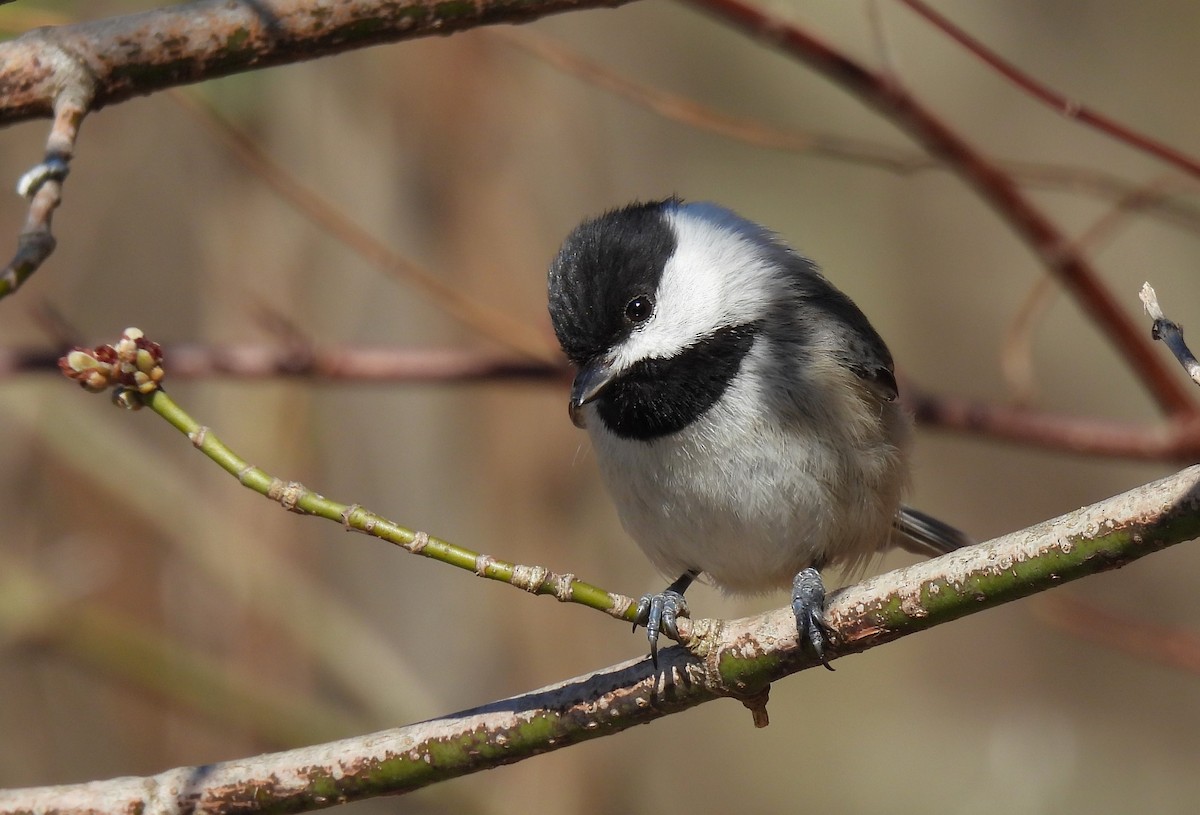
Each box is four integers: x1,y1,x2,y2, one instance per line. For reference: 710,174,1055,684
893,505,973,558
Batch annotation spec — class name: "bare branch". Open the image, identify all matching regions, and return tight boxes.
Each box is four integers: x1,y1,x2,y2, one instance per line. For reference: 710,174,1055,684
0,0,636,126
5,341,566,382
14,339,1200,459
3,463,1197,814
0,70,93,298
683,0,1198,417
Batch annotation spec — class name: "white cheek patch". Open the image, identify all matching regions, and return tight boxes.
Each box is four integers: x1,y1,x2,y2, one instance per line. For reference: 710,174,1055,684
610,208,782,370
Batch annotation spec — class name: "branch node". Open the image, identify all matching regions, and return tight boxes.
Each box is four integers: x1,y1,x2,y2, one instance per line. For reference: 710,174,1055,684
510,564,550,594
551,572,576,602
274,480,306,512
406,530,429,554
0,38,97,300
474,553,496,577
341,503,362,530
265,476,286,500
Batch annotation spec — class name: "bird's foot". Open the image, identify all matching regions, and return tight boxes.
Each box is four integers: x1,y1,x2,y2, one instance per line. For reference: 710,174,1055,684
634,588,690,669
791,567,834,671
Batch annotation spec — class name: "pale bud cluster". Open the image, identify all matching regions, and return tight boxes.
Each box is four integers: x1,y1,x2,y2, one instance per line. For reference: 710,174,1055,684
58,327,165,406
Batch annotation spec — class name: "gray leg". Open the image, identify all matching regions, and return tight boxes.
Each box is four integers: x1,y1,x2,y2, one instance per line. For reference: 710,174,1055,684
791,567,834,671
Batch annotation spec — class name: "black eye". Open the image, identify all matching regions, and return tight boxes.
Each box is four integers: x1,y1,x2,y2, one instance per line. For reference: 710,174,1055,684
624,295,654,324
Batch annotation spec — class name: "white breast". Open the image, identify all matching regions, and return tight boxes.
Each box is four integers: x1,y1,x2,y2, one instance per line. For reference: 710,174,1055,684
585,339,909,594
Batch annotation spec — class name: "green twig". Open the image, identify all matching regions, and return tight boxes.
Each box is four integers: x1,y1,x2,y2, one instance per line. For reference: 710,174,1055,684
144,387,636,622
57,329,633,622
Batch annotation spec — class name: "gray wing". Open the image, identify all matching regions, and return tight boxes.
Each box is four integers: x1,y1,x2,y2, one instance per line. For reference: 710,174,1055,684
781,251,899,401
770,251,965,554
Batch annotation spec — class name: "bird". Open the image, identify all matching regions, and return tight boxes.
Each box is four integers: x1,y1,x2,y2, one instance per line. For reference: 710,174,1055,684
547,198,970,667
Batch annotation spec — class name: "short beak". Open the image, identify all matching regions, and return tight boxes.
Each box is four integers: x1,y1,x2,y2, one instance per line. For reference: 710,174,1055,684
568,356,619,429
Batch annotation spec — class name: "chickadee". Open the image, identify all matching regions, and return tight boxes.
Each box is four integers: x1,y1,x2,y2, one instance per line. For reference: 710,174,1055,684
547,198,969,666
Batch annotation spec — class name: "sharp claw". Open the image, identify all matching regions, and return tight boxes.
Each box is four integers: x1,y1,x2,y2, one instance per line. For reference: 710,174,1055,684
646,592,665,668
633,588,689,668
661,596,682,640
633,594,651,634
792,567,834,671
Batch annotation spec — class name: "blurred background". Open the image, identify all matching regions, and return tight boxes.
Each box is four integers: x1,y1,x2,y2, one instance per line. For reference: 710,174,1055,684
1,0,1199,812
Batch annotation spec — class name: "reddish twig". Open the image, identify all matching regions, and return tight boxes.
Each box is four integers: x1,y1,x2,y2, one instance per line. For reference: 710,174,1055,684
164,344,567,383
8,338,1200,460
895,0,1200,181
3,342,566,383
904,386,1200,462
682,0,1196,418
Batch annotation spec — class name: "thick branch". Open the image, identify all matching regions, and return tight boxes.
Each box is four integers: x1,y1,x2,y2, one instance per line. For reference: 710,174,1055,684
3,464,1197,814
0,0,636,125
